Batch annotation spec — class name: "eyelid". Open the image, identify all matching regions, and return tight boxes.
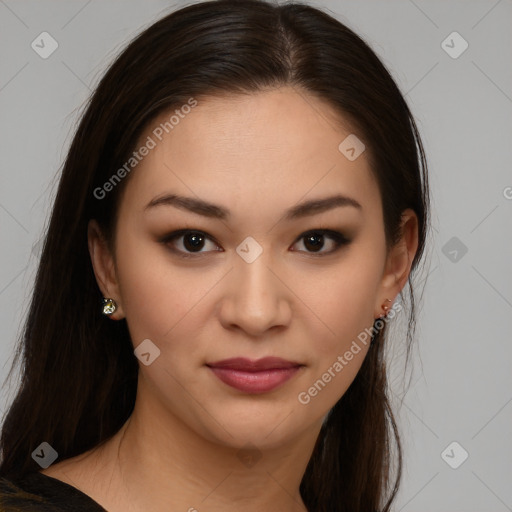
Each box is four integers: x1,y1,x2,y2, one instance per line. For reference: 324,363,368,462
160,228,351,258
159,229,222,259
291,228,350,244
290,229,351,255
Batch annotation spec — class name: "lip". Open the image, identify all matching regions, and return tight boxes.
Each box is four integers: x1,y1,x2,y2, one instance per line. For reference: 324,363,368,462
206,357,303,394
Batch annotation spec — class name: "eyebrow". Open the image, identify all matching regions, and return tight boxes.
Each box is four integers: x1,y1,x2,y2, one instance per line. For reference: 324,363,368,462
144,193,362,220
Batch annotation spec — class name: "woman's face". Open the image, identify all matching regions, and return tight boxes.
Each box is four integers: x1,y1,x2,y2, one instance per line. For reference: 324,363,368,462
90,86,414,450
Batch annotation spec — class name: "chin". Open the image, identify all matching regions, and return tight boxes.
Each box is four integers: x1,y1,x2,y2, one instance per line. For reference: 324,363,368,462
195,403,314,451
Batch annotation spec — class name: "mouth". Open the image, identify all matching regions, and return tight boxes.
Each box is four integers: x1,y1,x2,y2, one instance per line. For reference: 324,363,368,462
206,357,304,394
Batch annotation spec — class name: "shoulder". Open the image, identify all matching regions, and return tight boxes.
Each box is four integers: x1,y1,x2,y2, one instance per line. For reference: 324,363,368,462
0,475,49,511
0,472,106,511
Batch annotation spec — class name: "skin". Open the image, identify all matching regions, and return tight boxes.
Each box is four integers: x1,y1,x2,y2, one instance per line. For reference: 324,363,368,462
41,86,418,512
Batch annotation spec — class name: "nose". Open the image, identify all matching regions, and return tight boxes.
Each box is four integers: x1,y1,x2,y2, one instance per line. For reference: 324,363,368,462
217,251,292,337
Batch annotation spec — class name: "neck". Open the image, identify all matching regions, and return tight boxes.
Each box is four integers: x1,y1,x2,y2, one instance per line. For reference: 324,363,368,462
90,382,321,512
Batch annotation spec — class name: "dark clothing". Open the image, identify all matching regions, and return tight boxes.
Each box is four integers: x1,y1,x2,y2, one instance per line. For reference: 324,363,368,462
0,472,107,511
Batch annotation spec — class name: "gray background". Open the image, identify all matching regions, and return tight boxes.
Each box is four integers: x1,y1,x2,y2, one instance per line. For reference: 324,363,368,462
1,1,511,510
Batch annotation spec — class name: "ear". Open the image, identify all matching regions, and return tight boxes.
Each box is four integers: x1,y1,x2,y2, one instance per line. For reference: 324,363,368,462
87,219,125,320
374,209,419,319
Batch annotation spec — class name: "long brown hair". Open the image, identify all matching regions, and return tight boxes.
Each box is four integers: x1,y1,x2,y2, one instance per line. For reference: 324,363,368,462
0,1,430,510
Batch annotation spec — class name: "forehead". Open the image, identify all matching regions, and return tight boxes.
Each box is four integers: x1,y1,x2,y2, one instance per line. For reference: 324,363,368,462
117,87,381,222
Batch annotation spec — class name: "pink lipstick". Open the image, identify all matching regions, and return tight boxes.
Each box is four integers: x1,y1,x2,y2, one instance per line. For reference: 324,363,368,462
206,357,302,394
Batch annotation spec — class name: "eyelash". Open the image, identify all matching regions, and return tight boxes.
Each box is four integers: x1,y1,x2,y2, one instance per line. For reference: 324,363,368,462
160,228,351,259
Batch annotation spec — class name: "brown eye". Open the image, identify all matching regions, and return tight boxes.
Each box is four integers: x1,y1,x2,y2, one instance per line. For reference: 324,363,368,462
182,232,206,252
291,230,351,256
303,233,325,252
162,230,221,257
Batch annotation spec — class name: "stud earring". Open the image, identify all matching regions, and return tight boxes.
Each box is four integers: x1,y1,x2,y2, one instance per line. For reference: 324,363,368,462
102,298,117,316
380,298,392,318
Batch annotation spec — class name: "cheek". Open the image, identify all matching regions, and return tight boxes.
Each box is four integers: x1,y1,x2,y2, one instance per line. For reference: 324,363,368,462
114,233,212,349
292,257,380,410
303,256,382,354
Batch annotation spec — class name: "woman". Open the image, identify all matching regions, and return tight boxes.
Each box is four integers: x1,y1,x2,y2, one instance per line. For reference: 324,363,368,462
0,0,430,511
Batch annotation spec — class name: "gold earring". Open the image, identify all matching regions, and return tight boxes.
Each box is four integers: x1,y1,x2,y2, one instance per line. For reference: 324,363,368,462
102,298,117,316
381,298,392,317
